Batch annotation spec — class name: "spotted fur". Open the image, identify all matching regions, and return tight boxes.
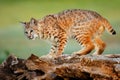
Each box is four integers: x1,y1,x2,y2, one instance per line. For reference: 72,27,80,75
22,9,116,56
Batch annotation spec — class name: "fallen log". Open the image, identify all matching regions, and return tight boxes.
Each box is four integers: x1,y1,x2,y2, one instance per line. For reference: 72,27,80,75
0,54,120,80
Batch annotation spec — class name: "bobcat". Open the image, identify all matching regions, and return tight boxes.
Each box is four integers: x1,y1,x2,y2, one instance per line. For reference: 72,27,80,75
21,9,116,57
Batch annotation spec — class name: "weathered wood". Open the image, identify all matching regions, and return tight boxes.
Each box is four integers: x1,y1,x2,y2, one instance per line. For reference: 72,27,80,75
0,54,120,80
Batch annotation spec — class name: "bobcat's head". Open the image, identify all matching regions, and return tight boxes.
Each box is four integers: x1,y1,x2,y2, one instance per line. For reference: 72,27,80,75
21,18,39,40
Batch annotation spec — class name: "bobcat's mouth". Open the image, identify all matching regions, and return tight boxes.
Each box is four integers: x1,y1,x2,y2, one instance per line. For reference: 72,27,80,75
28,37,36,40
28,36,34,40
28,34,38,40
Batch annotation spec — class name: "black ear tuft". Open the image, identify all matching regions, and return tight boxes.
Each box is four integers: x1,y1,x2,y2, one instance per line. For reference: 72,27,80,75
20,21,26,26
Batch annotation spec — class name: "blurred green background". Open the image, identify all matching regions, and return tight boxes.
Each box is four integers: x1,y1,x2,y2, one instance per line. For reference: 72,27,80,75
0,0,120,63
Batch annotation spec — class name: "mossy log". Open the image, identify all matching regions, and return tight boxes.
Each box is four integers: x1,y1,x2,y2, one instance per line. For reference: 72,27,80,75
0,54,120,80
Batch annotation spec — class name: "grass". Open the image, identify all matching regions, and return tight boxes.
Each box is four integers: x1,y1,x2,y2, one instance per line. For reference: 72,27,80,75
0,0,120,63
0,0,120,27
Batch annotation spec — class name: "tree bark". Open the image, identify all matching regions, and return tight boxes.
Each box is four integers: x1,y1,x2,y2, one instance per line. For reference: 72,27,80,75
0,54,120,80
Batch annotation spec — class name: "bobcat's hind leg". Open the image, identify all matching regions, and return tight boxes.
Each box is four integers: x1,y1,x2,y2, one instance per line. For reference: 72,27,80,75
73,35,95,55
93,37,106,55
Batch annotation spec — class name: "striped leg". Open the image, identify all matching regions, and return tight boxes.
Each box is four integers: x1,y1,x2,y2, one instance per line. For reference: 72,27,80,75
93,37,106,55
49,41,57,55
73,34,94,55
56,31,67,56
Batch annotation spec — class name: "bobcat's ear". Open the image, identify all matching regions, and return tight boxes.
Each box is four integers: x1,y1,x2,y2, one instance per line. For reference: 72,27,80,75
30,18,38,26
20,22,26,27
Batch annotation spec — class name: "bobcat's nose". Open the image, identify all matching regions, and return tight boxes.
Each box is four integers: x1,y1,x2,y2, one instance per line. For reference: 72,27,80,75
28,36,32,39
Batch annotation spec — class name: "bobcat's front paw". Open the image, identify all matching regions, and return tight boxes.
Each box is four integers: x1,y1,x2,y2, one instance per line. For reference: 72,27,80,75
41,53,55,59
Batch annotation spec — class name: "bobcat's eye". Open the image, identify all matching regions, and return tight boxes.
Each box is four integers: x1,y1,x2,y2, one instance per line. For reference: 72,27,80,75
25,32,28,34
30,30,33,33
